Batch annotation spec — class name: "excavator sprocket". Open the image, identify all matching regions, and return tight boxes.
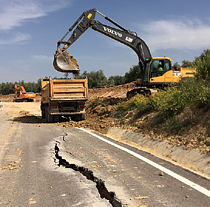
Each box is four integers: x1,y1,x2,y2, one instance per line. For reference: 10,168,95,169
53,49,80,75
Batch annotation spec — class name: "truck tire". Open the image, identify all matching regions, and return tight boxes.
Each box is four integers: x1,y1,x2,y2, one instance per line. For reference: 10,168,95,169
81,114,86,120
41,102,44,118
45,106,53,123
54,116,60,123
71,114,85,121
41,109,45,119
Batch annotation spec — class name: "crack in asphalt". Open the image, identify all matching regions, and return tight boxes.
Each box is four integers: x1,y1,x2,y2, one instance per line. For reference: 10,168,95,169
54,143,122,207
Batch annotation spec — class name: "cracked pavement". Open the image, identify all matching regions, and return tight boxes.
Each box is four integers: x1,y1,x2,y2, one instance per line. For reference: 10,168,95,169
0,102,210,207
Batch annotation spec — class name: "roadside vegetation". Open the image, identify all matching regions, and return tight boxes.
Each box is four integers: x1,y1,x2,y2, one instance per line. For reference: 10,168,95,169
0,79,41,95
116,49,210,151
118,77,210,118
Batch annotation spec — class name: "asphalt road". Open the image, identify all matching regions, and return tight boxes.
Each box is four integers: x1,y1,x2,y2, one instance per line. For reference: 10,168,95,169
0,102,210,207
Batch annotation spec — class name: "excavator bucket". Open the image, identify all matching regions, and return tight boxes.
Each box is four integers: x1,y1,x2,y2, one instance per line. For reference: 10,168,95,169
53,49,80,75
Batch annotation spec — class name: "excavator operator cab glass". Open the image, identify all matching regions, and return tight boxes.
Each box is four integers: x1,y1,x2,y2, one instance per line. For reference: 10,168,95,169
150,59,171,78
143,61,151,83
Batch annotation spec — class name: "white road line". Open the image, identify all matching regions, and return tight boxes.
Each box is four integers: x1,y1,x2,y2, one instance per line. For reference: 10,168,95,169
78,127,210,198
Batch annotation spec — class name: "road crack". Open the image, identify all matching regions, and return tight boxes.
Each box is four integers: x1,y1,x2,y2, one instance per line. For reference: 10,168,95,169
54,143,122,207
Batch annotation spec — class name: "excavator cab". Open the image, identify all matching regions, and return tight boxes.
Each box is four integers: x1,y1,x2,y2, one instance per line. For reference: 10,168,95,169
142,57,173,86
149,58,171,78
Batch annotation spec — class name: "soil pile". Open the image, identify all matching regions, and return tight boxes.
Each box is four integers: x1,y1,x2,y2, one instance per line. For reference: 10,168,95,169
88,82,136,98
1,82,210,154
64,83,210,154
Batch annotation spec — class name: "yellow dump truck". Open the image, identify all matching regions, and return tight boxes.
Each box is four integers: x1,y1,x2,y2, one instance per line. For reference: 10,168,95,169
40,77,88,122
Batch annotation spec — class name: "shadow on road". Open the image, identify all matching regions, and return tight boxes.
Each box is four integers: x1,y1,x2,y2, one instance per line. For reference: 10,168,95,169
12,115,47,124
12,115,69,124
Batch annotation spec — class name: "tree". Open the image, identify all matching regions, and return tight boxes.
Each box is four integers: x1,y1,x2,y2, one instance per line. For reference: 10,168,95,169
124,65,141,83
172,62,180,69
181,60,193,67
191,49,210,81
0,82,14,95
107,75,125,86
79,71,89,79
79,70,107,88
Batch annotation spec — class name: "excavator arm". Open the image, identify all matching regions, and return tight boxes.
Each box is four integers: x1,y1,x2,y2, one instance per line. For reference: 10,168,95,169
53,8,152,74
14,84,26,94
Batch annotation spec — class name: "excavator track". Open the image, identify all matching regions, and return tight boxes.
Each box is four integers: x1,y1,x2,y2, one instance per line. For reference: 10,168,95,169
126,87,158,98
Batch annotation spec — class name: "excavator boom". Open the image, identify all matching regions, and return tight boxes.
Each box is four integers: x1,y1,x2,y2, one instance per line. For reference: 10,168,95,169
53,8,152,73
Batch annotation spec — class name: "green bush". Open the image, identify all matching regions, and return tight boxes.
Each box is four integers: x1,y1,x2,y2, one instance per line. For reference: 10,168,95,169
117,77,210,119
117,95,153,118
152,78,210,116
192,49,210,81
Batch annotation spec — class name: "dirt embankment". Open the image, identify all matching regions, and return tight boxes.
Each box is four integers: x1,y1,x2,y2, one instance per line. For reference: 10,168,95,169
0,93,41,102
1,82,210,154
55,82,210,155
73,83,210,155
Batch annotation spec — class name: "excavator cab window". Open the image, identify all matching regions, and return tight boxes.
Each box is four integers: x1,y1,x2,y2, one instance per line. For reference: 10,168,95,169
164,59,171,72
150,59,171,78
143,61,151,84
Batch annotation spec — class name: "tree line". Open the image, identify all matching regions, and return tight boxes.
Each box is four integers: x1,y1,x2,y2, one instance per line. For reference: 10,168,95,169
0,80,41,95
1,49,210,95
78,64,142,88
79,49,210,88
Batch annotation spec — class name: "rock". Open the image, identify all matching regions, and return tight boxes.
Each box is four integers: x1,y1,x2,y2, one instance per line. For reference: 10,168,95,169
159,171,164,176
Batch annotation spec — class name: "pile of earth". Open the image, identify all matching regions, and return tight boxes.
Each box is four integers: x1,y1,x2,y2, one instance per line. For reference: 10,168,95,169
59,95,210,154
58,97,123,134
88,82,136,98
57,82,137,134
0,94,15,102
1,81,210,154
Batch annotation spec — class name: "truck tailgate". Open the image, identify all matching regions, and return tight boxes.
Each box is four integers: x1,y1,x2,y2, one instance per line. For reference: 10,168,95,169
42,78,88,101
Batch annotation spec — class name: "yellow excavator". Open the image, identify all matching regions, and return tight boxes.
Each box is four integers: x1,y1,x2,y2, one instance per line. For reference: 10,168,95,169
53,8,195,97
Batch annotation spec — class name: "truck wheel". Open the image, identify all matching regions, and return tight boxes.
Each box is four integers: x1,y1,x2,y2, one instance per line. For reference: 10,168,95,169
41,106,45,119
41,102,45,119
41,109,45,119
81,114,86,120
45,106,53,123
71,114,85,121
54,116,60,122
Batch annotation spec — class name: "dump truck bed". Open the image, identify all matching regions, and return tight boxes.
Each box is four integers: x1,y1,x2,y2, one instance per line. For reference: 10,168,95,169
41,78,88,102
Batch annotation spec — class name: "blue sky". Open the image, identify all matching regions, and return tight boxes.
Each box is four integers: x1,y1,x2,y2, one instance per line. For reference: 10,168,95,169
0,0,210,83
